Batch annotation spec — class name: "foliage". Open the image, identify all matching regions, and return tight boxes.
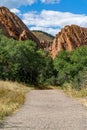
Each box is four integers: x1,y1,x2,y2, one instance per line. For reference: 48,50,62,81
0,34,54,86
0,32,87,89
53,46,87,89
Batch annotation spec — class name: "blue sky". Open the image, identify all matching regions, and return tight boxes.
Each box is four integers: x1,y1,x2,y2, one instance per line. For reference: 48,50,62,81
1,0,87,35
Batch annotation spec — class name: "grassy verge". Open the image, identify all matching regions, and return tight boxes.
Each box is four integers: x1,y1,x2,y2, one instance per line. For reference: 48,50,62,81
62,83,87,97
0,81,32,120
62,83,87,107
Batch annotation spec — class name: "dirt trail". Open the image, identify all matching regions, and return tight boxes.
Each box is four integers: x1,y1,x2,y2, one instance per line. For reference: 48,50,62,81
0,90,87,130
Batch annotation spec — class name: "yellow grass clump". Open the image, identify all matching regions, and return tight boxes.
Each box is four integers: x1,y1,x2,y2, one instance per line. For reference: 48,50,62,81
0,81,31,120
62,83,87,107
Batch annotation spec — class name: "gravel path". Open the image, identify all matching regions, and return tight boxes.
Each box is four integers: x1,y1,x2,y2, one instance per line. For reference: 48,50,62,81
0,90,87,130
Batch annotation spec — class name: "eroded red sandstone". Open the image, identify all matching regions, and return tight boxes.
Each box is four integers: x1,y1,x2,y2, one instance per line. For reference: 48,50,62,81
50,25,87,58
0,6,41,47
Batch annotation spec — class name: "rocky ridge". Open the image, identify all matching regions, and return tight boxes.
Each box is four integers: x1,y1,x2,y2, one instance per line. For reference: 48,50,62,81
50,25,87,58
0,7,87,58
0,6,41,47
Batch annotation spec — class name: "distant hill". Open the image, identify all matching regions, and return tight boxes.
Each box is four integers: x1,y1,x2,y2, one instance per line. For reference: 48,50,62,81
32,30,54,43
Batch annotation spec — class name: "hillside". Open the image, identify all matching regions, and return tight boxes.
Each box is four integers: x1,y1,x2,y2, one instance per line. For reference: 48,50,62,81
0,7,87,58
32,30,54,42
0,6,41,47
32,30,54,50
49,25,87,58
0,6,87,91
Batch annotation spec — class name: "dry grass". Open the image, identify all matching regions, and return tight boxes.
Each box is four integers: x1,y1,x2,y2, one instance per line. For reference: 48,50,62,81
63,83,87,98
62,83,87,107
0,81,32,120
32,31,54,42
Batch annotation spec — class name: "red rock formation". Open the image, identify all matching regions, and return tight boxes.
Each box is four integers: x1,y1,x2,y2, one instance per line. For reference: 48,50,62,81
50,25,87,58
0,6,41,47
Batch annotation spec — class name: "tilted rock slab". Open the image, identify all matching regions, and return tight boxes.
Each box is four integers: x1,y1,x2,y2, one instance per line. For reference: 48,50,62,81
0,7,41,47
50,25,87,58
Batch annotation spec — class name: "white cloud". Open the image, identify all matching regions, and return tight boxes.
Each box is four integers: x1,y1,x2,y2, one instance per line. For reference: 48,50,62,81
0,0,61,8
30,26,60,35
41,0,60,4
10,8,21,14
22,10,87,35
0,0,37,8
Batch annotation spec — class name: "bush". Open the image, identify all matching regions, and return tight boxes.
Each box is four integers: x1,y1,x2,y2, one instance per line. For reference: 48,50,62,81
0,32,87,89
53,46,87,89
0,34,55,86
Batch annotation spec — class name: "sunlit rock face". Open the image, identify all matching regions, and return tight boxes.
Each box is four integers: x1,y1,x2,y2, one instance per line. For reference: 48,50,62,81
0,6,41,47
50,25,87,58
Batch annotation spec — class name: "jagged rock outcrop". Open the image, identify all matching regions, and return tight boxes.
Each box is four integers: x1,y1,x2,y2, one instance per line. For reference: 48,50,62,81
50,25,87,58
1,7,87,58
0,6,41,47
